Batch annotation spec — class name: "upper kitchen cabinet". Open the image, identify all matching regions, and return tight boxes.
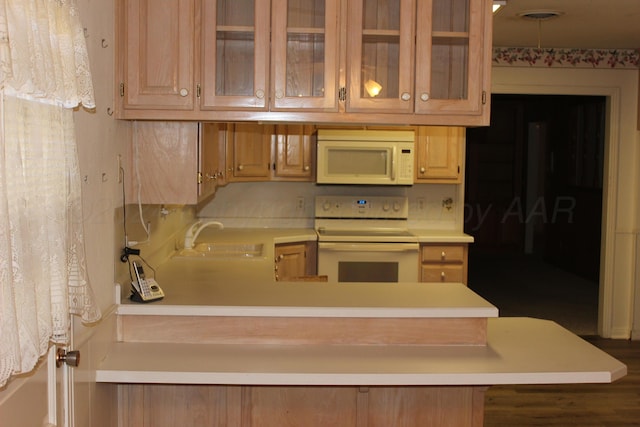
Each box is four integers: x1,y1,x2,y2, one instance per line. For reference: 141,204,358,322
116,0,492,125
127,122,222,205
200,0,270,110
273,124,316,180
346,0,490,122
346,0,415,114
414,126,464,183
270,0,340,111
117,0,196,112
413,0,488,118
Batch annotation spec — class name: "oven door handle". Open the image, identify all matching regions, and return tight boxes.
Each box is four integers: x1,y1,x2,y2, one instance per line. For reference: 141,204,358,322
318,242,419,252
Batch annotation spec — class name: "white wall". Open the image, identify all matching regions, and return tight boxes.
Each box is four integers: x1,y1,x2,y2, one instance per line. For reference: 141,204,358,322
492,66,640,338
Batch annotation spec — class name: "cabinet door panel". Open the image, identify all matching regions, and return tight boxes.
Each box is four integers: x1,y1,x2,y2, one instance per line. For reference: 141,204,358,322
201,0,270,110
274,243,308,280
226,123,271,181
346,0,415,113
414,0,488,116
415,126,462,182
129,122,198,205
274,125,315,180
122,0,195,110
271,0,340,111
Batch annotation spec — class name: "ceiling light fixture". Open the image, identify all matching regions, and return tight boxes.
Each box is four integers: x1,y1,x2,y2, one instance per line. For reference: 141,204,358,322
493,0,507,13
517,10,564,49
517,10,564,20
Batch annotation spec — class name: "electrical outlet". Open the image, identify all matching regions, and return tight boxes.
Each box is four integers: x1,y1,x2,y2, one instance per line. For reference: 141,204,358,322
296,196,305,211
417,197,426,211
441,197,454,215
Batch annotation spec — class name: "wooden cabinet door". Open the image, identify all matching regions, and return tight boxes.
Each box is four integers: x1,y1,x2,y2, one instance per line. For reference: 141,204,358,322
129,122,199,205
120,0,195,111
273,124,315,180
415,126,463,183
274,243,308,280
414,0,490,117
346,0,416,113
271,0,340,111
200,0,271,110
226,123,272,181
199,123,229,200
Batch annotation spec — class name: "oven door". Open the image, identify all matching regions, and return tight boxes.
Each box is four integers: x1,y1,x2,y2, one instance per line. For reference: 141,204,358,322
318,242,419,283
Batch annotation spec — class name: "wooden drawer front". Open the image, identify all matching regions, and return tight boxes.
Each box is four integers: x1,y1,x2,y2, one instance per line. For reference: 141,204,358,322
421,265,465,283
421,245,465,263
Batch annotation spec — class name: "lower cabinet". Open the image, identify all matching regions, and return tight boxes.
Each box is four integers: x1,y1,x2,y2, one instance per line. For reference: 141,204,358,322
274,241,318,281
420,243,469,285
118,384,486,427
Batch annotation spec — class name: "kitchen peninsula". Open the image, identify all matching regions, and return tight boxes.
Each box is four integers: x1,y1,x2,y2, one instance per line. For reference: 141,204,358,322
98,229,626,426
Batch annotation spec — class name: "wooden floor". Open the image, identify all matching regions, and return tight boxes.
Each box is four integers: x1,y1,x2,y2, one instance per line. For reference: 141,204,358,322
483,336,640,426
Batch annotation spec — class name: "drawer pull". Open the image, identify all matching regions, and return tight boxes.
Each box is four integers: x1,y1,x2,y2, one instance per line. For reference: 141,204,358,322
440,271,446,280
441,251,446,260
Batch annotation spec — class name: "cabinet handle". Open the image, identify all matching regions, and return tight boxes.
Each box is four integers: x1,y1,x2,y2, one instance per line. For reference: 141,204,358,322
419,167,426,173
304,165,310,171
237,164,244,171
275,90,284,99
255,89,265,99
420,93,429,101
441,251,446,261
401,92,411,101
179,88,189,97
440,271,446,280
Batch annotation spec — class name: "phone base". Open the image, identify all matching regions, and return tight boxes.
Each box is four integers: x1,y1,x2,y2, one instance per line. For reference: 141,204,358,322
129,288,163,303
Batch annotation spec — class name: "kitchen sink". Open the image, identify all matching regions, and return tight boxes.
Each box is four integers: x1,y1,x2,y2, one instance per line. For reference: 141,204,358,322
175,242,264,259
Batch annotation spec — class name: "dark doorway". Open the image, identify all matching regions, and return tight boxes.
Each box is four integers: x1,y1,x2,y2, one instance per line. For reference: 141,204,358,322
465,94,604,335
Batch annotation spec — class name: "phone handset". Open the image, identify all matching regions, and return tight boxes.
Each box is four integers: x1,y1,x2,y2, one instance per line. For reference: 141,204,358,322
131,261,164,303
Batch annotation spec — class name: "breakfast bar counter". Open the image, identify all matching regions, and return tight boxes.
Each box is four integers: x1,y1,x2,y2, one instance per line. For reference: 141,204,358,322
104,229,626,426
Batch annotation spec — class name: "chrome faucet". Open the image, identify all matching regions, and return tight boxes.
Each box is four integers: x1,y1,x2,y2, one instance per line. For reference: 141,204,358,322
183,219,224,250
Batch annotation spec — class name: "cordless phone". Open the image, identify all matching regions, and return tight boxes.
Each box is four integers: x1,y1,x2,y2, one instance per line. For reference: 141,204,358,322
131,261,164,302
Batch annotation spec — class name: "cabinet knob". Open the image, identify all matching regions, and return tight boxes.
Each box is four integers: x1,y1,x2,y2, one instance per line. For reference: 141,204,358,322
440,271,446,280
420,92,429,101
401,92,411,101
179,88,189,97
304,165,310,171
237,164,244,171
420,167,426,173
441,251,446,260
275,90,284,99
255,89,265,99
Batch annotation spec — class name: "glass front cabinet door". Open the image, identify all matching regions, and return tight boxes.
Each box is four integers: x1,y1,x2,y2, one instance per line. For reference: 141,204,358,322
271,0,340,111
346,0,415,113
414,0,486,116
346,0,488,117
201,0,271,110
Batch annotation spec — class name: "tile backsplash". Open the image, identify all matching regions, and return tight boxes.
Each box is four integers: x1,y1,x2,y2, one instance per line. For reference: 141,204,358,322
197,182,461,230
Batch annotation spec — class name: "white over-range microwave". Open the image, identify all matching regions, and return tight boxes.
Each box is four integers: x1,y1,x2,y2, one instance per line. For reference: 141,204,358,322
316,129,415,185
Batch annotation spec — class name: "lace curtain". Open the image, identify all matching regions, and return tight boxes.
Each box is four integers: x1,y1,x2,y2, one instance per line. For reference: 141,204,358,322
0,0,100,388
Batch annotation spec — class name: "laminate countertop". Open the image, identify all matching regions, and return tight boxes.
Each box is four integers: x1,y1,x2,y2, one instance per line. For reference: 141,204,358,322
107,228,625,388
119,228,486,318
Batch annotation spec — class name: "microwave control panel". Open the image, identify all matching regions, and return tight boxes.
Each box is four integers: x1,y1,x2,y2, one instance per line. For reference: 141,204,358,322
397,145,414,183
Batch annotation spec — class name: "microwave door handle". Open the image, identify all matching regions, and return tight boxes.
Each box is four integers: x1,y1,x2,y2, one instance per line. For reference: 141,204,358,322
391,146,396,181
